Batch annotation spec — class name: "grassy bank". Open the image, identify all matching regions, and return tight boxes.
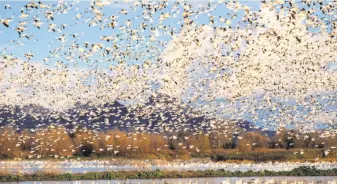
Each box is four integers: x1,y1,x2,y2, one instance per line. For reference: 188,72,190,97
0,167,337,182
209,149,337,162
2,148,337,163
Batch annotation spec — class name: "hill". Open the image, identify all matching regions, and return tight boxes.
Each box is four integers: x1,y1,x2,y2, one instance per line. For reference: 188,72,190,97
0,93,275,137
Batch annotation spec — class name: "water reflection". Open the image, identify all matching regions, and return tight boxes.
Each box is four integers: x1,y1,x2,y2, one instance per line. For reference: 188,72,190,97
5,177,337,184
2,160,337,174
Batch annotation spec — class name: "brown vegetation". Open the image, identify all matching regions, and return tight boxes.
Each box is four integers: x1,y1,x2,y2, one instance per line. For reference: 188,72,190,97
0,125,336,161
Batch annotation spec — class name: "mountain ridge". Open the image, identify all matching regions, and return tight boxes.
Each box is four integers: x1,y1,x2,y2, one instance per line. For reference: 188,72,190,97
0,94,275,137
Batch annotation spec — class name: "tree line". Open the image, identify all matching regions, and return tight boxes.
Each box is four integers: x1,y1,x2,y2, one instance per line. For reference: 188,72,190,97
0,125,336,159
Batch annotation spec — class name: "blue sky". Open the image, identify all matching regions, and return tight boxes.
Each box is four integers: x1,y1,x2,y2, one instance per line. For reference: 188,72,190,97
0,0,261,70
0,0,335,70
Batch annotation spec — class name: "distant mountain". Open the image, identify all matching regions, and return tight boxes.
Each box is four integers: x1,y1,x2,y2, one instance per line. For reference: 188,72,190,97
131,93,212,133
0,104,51,129
0,93,275,136
237,120,276,137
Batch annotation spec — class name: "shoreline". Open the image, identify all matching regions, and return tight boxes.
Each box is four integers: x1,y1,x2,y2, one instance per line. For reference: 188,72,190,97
1,159,337,175
0,167,337,182
2,156,337,163
1,159,337,173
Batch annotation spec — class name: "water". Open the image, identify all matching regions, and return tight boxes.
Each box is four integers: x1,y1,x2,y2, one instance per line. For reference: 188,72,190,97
4,177,337,184
2,160,337,183
1,160,337,174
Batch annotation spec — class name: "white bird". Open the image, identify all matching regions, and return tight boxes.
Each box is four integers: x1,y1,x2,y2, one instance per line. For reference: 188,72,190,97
0,18,12,28
4,4,11,9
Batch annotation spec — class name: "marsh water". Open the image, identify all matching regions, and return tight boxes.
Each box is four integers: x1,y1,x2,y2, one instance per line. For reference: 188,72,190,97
1,160,337,174
4,177,337,184
2,160,337,183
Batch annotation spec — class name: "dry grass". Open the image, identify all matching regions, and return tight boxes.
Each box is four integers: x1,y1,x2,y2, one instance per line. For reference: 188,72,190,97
0,125,336,162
